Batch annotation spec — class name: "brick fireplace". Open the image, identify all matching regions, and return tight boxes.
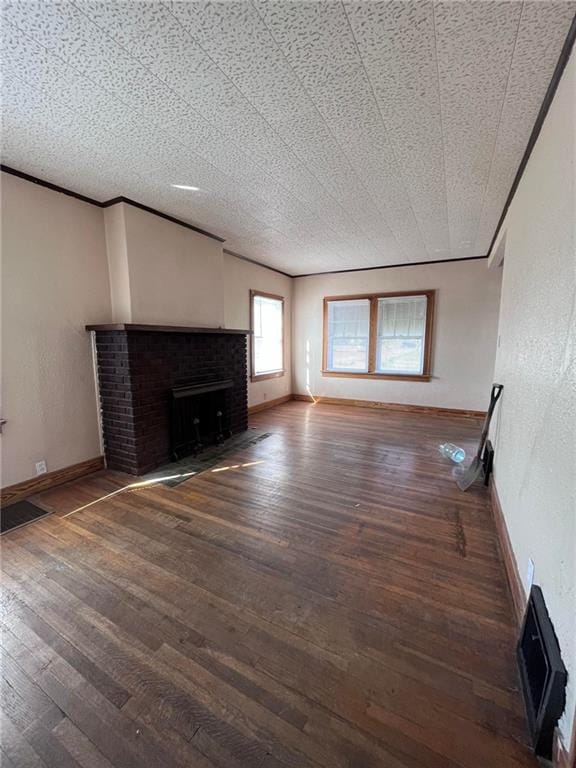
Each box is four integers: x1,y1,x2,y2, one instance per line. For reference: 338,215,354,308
87,324,250,475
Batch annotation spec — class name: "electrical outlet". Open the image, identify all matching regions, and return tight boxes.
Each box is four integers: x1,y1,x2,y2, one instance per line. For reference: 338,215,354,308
35,460,47,476
526,558,535,593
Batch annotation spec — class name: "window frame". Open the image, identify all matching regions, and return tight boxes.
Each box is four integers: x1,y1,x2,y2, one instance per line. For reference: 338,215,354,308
322,290,435,382
250,289,286,382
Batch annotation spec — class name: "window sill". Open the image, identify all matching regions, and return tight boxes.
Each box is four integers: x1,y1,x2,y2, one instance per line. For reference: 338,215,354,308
251,370,286,382
322,370,431,382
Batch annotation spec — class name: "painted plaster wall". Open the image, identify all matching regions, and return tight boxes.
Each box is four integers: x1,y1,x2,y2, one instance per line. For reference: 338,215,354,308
121,203,225,328
103,204,131,323
292,258,502,411
1,173,111,487
490,51,575,747
223,253,292,408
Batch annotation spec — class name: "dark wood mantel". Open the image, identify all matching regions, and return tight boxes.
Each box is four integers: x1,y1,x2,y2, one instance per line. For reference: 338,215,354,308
86,323,251,335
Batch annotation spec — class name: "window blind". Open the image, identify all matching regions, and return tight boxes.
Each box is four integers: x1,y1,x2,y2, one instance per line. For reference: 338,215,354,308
376,295,427,375
326,299,370,372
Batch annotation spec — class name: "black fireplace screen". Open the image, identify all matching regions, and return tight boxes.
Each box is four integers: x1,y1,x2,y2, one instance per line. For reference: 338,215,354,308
517,585,567,759
170,379,233,460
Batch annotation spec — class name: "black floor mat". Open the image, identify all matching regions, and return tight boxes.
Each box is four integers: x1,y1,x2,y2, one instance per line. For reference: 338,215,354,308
1,500,51,534
141,429,273,488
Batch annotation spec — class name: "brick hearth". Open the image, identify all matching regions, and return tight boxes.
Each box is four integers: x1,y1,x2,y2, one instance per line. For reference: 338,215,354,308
88,324,249,475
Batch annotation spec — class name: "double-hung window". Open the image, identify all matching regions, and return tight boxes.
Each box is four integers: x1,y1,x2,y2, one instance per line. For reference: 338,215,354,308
325,298,371,373
250,291,285,381
323,291,434,380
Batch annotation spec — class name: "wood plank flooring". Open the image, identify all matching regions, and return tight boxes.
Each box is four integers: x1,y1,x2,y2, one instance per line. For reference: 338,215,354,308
1,402,536,768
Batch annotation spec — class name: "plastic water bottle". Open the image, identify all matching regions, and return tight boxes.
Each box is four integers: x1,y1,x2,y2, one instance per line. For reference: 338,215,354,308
439,443,466,463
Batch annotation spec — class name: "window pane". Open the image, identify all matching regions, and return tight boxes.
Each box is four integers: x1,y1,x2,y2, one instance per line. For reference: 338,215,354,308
376,296,427,375
326,299,370,372
253,294,283,375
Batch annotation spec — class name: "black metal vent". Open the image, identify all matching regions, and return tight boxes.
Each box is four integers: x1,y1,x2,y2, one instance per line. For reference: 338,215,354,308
517,585,567,758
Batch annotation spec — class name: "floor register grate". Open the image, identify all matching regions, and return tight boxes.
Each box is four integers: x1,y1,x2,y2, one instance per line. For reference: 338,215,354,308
1,500,51,534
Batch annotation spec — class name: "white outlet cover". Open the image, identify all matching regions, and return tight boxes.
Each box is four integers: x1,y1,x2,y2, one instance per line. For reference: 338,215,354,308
35,460,47,475
525,558,535,593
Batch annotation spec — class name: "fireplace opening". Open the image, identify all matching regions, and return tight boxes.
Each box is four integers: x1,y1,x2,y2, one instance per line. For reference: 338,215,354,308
170,379,233,461
517,585,567,759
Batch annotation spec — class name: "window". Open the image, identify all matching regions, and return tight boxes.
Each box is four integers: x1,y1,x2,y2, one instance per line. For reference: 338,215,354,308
326,298,370,373
376,295,427,375
323,291,434,380
250,291,285,381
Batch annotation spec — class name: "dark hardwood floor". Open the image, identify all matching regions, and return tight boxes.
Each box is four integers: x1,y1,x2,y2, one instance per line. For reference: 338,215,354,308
1,401,536,768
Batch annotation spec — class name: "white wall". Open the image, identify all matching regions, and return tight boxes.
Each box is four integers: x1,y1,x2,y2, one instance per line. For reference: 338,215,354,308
104,202,225,328
122,204,225,328
490,51,575,748
223,253,292,408
1,173,111,487
293,259,502,411
104,204,131,322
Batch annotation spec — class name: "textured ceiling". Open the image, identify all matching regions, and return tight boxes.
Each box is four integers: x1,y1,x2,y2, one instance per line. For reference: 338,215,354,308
1,1,574,275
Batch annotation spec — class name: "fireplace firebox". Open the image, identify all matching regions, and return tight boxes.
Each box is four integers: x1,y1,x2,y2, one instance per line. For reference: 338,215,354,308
170,379,233,460
87,323,250,475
